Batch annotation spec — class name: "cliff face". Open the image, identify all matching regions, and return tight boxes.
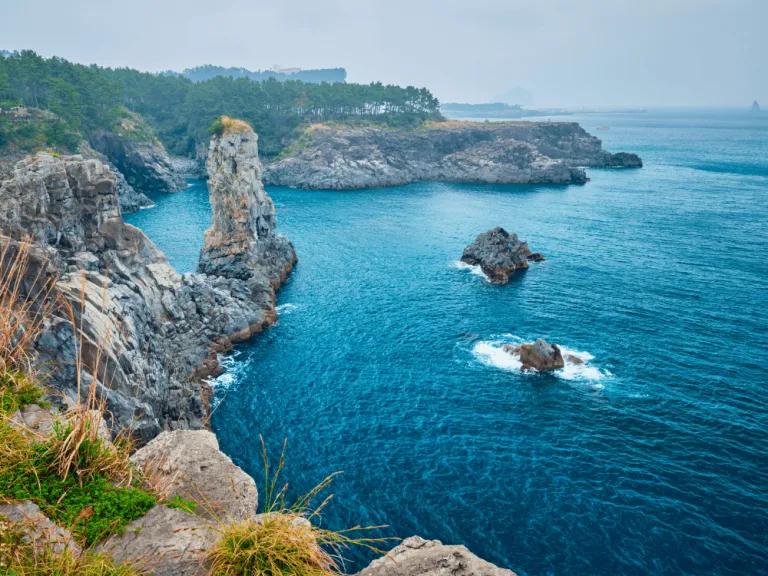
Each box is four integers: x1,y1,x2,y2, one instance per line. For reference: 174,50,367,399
0,138,293,440
88,129,186,197
200,129,296,284
264,121,642,190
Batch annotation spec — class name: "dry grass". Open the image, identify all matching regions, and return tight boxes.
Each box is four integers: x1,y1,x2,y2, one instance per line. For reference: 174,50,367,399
220,116,253,135
0,238,59,377
0,514,142,575
206,437,392,576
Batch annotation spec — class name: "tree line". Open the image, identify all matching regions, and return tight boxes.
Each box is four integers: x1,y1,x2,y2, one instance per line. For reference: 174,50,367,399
0,51,442,157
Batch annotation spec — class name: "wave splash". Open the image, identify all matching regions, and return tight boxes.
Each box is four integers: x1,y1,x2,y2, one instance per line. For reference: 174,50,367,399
471,335,611,384
452,260,489,280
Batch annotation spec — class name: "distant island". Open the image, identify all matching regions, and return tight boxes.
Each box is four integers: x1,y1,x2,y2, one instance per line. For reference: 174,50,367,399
166,64,347,84
752,100,760,112
441,102,648,120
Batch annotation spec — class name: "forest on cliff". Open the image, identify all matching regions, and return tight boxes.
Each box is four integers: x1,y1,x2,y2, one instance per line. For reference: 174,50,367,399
0,50,441,157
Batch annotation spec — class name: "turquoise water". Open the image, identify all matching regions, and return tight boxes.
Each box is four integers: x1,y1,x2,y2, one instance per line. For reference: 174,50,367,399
126,110,768,575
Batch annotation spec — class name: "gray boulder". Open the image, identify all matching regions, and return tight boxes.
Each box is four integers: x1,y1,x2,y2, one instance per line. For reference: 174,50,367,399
0,501,81,558
461,227,541,284
358,536,516,576
97,505,216,576
130,430,258,521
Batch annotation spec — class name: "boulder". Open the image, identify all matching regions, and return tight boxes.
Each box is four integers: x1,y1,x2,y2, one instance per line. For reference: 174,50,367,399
461,227,539,284
504,338,564,371
130,430,258,521
0,500,81,558
357,536,515,576
97,505,216,576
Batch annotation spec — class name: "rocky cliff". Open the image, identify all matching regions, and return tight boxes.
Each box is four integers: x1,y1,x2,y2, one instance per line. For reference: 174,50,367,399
89,129,186,197
264,121,642,190
0,128,293,440
199,124,297,285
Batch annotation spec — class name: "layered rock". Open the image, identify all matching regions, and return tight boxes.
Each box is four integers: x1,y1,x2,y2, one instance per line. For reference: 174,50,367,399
461,227,541,284
0,142,292,439
503,338,565,372
357,536,516,576
130,430,258,521
199,125,297,285
264,121,642,190
89,129,186,195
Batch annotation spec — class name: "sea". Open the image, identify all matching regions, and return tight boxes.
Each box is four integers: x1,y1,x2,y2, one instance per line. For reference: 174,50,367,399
125,108,768,576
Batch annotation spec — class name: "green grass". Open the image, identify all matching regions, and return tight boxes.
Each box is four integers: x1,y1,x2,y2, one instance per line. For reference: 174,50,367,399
0,421,155,547
0,368,46,415
164,494,196,515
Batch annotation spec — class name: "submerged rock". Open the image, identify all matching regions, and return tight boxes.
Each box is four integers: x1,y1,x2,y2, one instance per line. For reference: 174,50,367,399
357,536,516,576
264,121,642,190
461,227,541,284
503,338,565,372
130,430,258,521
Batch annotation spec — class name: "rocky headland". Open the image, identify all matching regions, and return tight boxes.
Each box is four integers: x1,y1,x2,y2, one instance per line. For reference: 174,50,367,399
88,129,187,198
264,121,642,190
461,227,543,284
0,120,294,440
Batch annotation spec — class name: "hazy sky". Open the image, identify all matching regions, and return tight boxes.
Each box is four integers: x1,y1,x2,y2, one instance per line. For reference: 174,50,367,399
2,0,765,108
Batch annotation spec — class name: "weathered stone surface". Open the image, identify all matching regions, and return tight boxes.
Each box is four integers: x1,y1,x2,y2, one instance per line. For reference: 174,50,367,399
97,505,216,576
264,122,642,190
199,128,297,285
0,501,81,558
89,130,186,195
358,536,515,576
461,227,538,284
0,149,293,440
171,157,205,179
504,338,565,372
130,430,258,521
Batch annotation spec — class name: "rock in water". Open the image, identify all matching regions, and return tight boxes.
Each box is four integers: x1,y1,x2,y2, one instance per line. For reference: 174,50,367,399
357,536,516,576
503,338,565,372
199,120,297,286
0,145,294,440
461,227,541,284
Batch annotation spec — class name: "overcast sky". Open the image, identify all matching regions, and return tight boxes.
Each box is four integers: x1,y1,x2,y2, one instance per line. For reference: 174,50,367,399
2,0,765,108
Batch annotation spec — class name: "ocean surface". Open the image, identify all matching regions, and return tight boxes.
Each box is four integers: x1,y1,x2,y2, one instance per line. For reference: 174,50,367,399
126,109,768,576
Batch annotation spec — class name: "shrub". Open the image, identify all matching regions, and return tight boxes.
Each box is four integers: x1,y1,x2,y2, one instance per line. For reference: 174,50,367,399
208,117,225,137
206,437,391,576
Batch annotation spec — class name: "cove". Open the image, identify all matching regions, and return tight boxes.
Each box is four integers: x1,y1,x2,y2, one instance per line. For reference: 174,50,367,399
125,110,768,576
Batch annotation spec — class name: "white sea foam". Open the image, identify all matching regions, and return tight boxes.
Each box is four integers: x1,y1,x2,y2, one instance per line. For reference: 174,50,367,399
452,260,488,279
138,204,156,211
471,337,610,385
276,303,300,315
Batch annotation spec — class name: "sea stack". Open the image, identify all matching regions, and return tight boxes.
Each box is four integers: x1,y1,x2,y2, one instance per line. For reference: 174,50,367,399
503,339,565,372
461,227,543,284
199,116,297,287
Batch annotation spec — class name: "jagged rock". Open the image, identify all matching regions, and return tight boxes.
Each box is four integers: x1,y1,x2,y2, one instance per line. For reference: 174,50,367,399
358,536,515,576
461,227,538,284
503,338,564,372
0,148,293,440
566,354,584,365
130,430,258,521
264,122,642,190
97,505,216,576
89,130,185,195
171,157,205,179
9,403,57,435
0,501,81,558
199,124,297,286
